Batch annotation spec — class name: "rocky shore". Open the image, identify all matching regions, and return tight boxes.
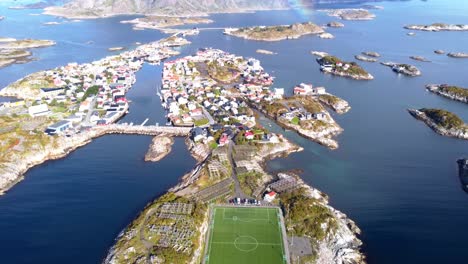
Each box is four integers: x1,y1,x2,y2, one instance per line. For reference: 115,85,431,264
327,21,344,28
410,56,430,62
224,22,325,42
408,108,468,140
381,62,421,76
0,130,98,195
144,135,174,162
256,49,276,55
426,84,468,104
355,55,377,62
404,23,468,31
120,16,213,30
448,52,468,58
318,93,351,114
0,39,55,49
362,51,380,58
284,173,366,264
321,8,376,20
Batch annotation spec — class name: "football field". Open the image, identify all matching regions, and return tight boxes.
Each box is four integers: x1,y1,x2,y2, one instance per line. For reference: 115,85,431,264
204,206,288,264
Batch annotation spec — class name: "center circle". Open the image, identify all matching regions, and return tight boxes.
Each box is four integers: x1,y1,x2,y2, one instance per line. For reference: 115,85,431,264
233,216,238,221
234,236,258,252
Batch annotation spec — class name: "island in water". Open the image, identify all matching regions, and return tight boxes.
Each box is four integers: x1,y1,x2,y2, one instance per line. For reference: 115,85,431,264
224,22,325,41
404,23,468,31
408,108,468,140
410,56,430,62
101,48,363,264
320,8,376,20
314,53,374,80
426,84,468,104
381,62,421,77
355,55,377,62
0,38,55,68
448,52,468,58
120,16,213,31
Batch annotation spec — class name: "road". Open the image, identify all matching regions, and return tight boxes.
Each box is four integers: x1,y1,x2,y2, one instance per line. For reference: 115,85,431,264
227,140,249,199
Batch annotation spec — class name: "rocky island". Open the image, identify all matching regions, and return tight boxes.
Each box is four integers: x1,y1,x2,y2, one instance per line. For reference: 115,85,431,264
426,84,468,104
0,38,55,50
381,62,421,77
315,54,374,80
321,8,376,20
434,50,445,55
120,16,213,31
256,49,276,55
101,48,363,264
355,55,377,62
0,16,4,21
408,108,468,140
362,51,380,58
144,135,174,162
327,21,344,28
404,23,468,31
447,52,468,58
224,22,325,41
0,38,55,68
410,56,430,62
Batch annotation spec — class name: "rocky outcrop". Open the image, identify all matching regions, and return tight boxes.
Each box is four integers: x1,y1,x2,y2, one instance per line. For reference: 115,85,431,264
425,84,468,104
408,108,468,140
256,49,276,55
282,173,365,264
362,51,380,58
381,62,421,77
434,50,445,55
355,55,377,62
319,32,335,39
224,22,325,42
448,52,468,58
144,135,174,162
321,8,376,20
404,23,468,31
327,21,344,28
318,93,351,114
410,56,430,62
0,130,97,194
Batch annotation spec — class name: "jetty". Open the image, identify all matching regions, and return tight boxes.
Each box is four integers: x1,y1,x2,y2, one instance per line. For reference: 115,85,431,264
92,124,191,137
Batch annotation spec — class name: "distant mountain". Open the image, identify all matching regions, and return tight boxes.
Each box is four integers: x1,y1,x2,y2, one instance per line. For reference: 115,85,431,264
45,0,290,18
45,0,395,18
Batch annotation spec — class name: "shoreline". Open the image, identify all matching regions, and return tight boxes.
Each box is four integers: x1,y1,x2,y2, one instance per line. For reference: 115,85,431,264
102,135,365,263
408,109,468,140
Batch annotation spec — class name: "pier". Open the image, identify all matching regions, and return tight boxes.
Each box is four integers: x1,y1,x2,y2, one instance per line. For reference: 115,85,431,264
92,124,191,137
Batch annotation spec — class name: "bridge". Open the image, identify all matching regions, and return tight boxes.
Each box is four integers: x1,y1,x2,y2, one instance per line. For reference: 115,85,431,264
92,124,192,137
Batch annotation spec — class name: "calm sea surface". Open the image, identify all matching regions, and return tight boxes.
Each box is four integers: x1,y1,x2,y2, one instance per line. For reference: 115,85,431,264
0,0,467,263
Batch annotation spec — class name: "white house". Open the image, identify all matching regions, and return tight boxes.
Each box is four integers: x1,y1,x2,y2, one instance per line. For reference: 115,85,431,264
263,191,277,203
28,104,50,117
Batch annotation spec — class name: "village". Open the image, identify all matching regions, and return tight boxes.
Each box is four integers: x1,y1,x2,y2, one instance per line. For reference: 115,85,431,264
160,48,348,150
0,36,189,136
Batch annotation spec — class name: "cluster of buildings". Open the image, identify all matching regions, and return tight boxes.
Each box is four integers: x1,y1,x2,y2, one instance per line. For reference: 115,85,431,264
161,48,279,146
2,39,186,136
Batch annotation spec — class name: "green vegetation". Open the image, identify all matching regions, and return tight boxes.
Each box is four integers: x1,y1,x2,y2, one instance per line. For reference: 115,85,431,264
438,85,468,98
237,171,264,196
291,116,300,125
260,101,288,117
112,192,207,264
232,22,323,41
319,94,340,105
205,207,286,264
206,60,240,83
280,188,337,241
420,108,465,129
320,56,369,76
81,85,100,101
194,118,209,127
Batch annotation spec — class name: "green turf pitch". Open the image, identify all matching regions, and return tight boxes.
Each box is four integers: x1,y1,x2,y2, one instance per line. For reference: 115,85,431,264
205,207,287,264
